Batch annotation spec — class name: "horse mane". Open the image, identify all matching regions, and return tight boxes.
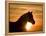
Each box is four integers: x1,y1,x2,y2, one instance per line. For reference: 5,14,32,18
16,12,32,22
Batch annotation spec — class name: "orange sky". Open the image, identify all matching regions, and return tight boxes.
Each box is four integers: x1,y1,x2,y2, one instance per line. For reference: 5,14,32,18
9,3,43,32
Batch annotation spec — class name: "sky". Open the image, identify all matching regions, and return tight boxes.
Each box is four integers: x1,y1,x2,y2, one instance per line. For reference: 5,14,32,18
9,3,43,32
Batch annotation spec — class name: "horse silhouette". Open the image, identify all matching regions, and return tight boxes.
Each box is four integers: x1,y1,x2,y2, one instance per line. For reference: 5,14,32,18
9,11,35,32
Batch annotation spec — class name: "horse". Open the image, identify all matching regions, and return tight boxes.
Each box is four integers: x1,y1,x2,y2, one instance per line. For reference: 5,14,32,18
9,11,35,32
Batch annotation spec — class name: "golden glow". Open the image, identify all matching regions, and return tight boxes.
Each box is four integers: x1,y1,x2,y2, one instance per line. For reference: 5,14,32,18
9,4,43,32
25,22,32,31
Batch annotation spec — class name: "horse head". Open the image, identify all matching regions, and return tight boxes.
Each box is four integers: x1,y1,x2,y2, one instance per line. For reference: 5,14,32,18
25,11,35,24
